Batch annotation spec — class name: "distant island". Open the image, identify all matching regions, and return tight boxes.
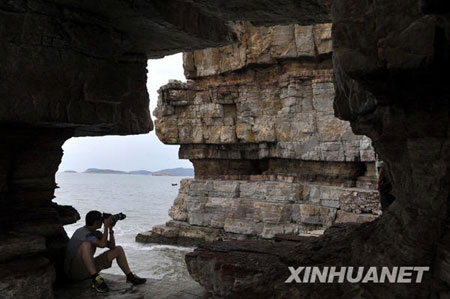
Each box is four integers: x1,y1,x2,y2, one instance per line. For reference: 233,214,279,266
81,167,194,177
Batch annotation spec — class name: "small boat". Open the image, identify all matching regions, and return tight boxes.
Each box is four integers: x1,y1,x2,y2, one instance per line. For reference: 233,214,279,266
172,183,178,186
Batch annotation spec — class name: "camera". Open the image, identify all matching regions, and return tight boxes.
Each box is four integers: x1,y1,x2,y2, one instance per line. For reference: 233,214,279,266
102,212,126,224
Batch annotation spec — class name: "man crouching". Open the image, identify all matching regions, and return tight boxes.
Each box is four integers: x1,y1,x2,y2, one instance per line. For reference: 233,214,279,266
64,210,146,293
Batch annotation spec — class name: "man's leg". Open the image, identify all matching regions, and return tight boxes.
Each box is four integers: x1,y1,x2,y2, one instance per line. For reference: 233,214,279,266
106,246,131,274
104,246,146,285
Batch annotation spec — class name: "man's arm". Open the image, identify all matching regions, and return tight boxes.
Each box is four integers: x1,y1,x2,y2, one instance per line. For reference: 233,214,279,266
107,227,116,249
91,217,112,248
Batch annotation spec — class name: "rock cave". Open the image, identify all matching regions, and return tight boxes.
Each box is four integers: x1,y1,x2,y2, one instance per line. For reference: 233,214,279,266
0,0,449,298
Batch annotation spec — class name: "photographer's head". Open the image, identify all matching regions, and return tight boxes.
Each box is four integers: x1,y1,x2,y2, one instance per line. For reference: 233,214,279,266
86,210,103,229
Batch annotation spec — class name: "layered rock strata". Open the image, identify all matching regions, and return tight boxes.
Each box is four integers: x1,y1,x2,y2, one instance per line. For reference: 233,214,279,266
185,1,450,298
137,22,380,247
0,1,334,297
0,127,80,296
3,0,448,297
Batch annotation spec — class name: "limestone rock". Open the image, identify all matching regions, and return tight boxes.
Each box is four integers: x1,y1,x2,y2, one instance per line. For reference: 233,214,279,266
155,24,372,164
184,0,450,298
146,21,379,248
5,0,448,297
136,221,226,247
334,210,378,224
141,177,379,244
155,72,373,162
184,22,333,78
0,0,331,136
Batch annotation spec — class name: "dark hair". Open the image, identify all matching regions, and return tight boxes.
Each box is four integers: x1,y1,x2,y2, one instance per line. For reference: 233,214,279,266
86,210,102,226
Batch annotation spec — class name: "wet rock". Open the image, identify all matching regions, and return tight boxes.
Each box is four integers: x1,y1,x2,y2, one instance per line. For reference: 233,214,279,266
136,221,224,247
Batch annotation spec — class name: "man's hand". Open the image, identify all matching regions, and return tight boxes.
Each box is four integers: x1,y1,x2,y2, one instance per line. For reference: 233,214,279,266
92,217,112,248
108,226,116,249
104,216,113,228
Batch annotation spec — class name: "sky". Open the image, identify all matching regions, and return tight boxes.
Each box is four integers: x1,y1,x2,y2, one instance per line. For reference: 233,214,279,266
58,53,193,172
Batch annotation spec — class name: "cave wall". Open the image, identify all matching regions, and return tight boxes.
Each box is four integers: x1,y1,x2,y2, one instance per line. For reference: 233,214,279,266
0,1,334,297
0,127,78,297
2,0,448,298
0,0,239,136
184,1,450,298
136,22,381,247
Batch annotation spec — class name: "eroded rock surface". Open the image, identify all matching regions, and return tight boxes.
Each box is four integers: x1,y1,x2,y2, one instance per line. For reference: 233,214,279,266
0,127,80,297
0,0,331,136
2,0,448,298
184,1,450,298
0,1,332,297
139,22,380,248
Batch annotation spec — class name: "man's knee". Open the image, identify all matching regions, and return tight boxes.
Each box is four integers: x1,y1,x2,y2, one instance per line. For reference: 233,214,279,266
114,245,124,256
107,245,124,259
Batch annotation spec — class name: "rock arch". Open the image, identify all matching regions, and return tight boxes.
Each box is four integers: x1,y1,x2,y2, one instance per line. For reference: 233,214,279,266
0,0,448,298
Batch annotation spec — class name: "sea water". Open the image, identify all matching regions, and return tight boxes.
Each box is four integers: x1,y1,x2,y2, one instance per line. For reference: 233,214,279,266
54,172,193,281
